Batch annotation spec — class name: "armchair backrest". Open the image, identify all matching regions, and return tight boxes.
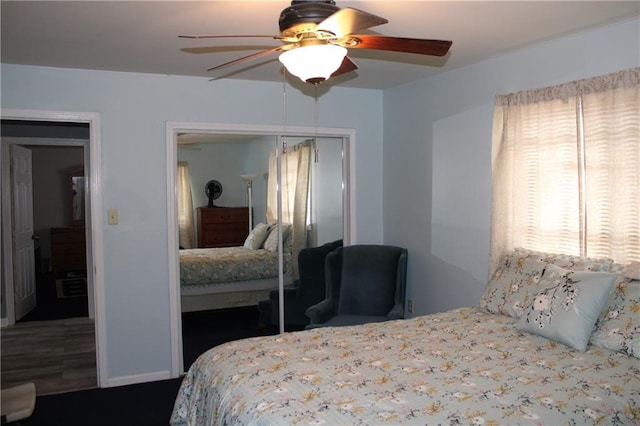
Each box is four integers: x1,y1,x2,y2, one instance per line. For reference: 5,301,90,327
327,245,408,316
297,239,342,303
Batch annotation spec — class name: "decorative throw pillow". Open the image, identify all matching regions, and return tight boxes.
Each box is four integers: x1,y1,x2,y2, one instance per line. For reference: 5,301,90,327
243,223,271,250
262,223,291,252
516,264,616,351
590,262,640,357
501,257,550,318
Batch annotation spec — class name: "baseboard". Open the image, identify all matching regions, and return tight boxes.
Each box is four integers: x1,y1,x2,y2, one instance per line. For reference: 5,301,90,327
104,370,175,388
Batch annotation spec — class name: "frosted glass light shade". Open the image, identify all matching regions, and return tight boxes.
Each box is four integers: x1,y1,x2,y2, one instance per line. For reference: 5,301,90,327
240,174,259,183
279,44,347,83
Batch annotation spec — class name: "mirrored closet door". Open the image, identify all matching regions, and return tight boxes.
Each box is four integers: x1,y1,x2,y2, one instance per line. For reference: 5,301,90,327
168,124,349,372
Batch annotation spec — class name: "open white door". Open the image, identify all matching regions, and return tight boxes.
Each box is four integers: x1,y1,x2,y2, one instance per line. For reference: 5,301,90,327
11,145,36,321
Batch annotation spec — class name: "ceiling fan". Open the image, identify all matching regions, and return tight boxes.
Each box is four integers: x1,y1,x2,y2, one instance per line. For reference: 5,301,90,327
180,0,452,84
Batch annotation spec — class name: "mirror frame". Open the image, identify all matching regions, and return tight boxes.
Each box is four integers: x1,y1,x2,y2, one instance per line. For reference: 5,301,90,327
165,121,356,375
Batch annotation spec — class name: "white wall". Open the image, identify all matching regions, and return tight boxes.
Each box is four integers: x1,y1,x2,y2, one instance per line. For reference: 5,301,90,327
0,66,383,383
384,17,640,316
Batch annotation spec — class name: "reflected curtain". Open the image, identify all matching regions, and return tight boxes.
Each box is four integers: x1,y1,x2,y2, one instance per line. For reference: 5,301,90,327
266,140,313,277
177,161,196,249
490,67,640,276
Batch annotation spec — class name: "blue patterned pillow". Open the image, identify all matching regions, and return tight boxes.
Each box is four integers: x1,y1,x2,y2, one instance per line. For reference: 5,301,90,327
481,248,613,318
630,334,640,359
516,264,616,351
590,263,640,357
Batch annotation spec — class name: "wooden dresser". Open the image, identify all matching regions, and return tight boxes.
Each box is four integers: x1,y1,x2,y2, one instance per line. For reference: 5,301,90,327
197,207,250,248
51,227,86,273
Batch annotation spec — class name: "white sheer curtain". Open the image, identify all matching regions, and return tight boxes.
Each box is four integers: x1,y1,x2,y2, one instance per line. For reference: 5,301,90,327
490,67,640,275
177,161,196,249
266,140,313,277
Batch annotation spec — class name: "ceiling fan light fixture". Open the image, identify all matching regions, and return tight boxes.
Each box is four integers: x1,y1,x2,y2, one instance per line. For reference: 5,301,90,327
279,44,347,83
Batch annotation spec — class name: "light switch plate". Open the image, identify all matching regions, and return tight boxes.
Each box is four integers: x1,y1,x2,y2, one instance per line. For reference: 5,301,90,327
108,209,118,225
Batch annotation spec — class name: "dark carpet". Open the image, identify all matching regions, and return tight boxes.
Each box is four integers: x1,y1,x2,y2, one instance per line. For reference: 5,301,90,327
23,378,183,426
21,306,292,425
181,306,283,368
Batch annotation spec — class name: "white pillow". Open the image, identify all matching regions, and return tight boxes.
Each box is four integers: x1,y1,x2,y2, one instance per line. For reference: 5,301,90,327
262,224,291,252
243,223,271,250
516,264,616,351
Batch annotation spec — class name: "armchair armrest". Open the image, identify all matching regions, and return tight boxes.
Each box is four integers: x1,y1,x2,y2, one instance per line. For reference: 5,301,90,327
387,302,404,320
305,298,336,324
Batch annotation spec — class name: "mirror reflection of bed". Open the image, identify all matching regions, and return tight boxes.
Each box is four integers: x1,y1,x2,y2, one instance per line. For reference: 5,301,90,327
177,133,344,365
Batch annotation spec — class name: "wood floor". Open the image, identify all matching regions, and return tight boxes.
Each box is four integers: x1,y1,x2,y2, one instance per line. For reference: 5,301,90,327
1,318,97,396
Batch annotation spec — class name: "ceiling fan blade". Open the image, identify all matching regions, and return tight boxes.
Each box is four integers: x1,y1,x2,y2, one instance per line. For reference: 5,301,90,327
316,8,387,37
206,46,285,72
331,56,358,78
343,35,452,56
180,34,277,40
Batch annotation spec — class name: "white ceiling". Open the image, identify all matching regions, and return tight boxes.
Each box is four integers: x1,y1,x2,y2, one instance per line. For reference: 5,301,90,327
2,1,639,90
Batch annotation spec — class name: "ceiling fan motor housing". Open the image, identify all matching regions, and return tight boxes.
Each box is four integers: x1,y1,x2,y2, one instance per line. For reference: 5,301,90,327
279,1,340,33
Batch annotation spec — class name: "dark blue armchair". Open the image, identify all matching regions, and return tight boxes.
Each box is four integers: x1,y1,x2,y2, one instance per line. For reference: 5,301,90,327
305,245,408,329
258,239,342,330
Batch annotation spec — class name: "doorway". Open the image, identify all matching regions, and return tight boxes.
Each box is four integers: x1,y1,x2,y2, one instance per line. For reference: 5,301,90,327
1,109,106,392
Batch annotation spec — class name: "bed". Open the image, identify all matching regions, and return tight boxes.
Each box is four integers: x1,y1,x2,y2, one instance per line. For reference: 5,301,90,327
180,224,293,312
171,248,640,424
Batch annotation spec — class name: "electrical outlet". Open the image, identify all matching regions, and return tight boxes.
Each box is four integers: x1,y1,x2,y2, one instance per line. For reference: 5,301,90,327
407,299,414,314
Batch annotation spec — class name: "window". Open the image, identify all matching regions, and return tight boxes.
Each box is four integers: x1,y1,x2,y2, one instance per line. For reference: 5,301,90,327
266,139,313,277
490,68,639,274
177,162,196,249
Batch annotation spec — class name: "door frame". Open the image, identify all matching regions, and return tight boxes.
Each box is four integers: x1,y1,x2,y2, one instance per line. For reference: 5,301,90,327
1,108,106,388
165,121,356,375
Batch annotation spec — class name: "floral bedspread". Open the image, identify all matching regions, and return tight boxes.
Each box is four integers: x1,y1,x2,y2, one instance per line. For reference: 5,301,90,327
180,247,280,287
171,307,640,425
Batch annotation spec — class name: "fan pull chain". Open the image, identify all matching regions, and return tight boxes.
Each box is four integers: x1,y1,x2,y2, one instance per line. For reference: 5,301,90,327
314,83,319,164
282,68,288,154
278,66,287,335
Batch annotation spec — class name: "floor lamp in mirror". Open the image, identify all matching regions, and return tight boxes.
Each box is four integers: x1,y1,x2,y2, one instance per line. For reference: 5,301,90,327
240,174,258,232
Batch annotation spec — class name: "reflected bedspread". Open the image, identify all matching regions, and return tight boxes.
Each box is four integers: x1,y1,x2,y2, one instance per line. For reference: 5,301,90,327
179,247,279,287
